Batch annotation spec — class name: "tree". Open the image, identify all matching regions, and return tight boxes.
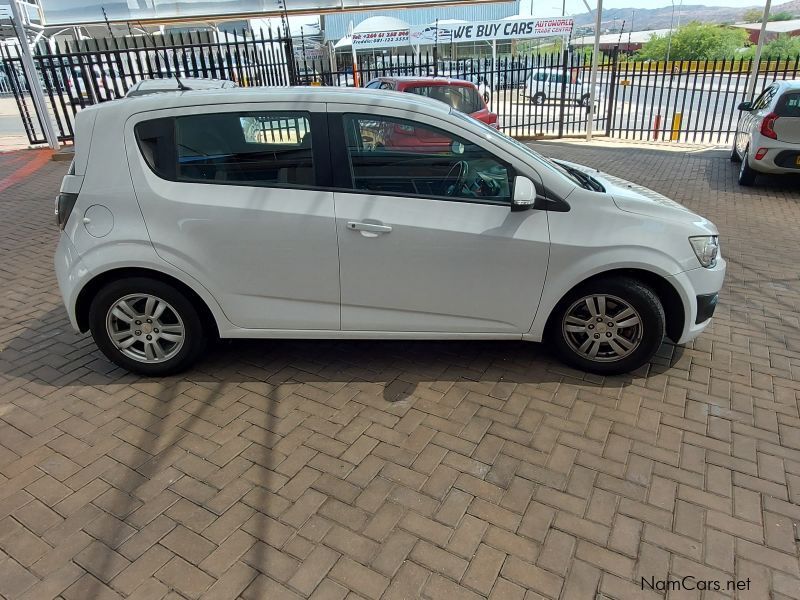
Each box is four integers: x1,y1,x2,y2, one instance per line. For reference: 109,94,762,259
636,22,749,60
760,34,800,58
742,8,763,22
770,11,796,21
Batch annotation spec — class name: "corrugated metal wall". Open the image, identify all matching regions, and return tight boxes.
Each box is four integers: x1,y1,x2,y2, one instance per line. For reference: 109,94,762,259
321,1,521,42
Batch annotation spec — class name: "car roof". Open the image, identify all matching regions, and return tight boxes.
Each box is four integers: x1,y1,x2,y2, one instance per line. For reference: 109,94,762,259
86,85,454,118
372,76,478,87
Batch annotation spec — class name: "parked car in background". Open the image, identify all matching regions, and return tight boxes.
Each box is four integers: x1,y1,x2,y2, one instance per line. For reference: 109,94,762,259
524,68,599,107
731,80,800,186
125,77,237,97
365,76,498,128
55,86,724,376
66,62,134,104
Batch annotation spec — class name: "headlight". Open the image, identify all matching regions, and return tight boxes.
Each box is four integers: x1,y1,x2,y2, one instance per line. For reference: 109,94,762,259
689,235,719,268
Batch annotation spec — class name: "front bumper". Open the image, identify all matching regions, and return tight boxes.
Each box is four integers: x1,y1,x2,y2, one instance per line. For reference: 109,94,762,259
667,257,726,344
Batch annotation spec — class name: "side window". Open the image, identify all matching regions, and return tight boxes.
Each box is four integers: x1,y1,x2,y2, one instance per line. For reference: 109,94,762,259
174,111,314,187
365,81,381,89
342,113,511,205
379,82,394,90
752,86,775,110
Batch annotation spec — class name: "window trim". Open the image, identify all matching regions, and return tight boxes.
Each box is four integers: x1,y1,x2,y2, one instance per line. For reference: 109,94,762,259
329,112,517,208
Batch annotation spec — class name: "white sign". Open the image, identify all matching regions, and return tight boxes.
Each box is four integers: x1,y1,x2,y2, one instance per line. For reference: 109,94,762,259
351,17,574,49
441,18,574,43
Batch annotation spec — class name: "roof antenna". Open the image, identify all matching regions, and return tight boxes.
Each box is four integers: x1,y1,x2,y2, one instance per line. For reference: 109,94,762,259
106,9,190,92
131,18,191,91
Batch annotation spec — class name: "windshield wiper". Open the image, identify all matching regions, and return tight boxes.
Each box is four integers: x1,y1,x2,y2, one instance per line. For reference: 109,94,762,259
556,162,604,192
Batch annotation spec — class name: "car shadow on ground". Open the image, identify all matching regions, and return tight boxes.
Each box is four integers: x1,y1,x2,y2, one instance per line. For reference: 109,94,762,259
0,308,691,404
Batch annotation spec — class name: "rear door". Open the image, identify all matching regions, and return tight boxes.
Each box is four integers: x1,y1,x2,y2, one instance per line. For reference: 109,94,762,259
125,102,341,331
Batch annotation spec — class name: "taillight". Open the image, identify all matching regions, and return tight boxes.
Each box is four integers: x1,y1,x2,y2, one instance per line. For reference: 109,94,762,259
760,112,779,140
55,192,78,229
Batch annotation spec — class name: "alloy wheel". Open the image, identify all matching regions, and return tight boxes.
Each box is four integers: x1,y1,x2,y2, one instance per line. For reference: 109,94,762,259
105,293,185,363
562,294,643,362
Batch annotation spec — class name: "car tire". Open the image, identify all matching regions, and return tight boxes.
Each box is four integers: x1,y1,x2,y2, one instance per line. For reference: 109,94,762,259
738,147,757,186
88,277,207,376
729,138,741,163
549,277,665,376
532,92,546,105
577,94,590,107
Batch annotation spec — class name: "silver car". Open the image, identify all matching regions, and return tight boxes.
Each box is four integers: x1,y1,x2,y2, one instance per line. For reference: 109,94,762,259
731,80,800,186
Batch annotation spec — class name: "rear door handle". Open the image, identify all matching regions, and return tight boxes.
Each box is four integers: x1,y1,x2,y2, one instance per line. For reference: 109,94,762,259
346,221,393,234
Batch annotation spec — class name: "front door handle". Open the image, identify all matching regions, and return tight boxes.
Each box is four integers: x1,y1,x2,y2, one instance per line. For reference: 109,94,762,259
346,221,393,234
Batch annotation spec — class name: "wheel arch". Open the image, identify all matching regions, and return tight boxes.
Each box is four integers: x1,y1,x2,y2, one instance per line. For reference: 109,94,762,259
543,267,685,343
75,267,220,337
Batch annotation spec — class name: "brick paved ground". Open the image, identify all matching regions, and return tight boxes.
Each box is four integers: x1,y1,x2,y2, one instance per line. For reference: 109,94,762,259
1,142,799,600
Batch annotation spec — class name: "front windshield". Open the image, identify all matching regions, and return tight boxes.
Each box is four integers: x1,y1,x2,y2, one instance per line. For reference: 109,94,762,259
450,110,585,187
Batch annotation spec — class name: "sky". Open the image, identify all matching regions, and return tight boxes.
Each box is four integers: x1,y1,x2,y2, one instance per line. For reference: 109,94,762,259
526,0,768,15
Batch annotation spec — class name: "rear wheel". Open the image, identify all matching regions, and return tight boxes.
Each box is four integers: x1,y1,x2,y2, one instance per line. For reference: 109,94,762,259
738,147,757,186
532,92,546,105
729,136,741,163
550,277,665,375
89,277,207,376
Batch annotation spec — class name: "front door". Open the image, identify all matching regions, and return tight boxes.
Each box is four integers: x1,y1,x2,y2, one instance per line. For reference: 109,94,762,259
329,109,550,334
126,104,340,330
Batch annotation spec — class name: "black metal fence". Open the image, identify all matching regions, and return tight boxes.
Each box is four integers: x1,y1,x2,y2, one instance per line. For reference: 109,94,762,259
1,29,295,144
2,29,799,146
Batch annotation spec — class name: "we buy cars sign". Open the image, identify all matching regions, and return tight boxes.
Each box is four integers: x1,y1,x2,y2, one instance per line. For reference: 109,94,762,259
441,18,574,43
353,17,574,49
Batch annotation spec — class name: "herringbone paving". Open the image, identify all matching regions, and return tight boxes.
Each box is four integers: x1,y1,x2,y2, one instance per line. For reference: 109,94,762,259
0,142,799,599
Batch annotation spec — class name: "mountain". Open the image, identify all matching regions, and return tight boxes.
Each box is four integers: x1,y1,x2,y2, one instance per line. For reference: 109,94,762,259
571,0,800,32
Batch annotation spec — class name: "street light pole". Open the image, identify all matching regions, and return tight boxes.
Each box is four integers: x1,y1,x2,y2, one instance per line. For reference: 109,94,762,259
746,0,772,101
586,0,603,140
9,0,59,150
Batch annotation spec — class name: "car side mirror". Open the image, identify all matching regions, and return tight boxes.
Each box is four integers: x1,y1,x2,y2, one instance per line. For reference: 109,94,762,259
511,175,537,212
737,101,753,111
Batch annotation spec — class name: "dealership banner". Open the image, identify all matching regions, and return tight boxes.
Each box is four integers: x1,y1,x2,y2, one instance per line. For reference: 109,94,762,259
350,17,574,49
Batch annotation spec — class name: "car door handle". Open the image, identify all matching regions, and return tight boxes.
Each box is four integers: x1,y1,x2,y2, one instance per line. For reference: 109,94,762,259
346,221,392,234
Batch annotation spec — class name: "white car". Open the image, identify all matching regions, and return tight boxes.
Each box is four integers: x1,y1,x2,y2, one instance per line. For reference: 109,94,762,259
731,80,800,186
54,87,725,376
524,68,600,107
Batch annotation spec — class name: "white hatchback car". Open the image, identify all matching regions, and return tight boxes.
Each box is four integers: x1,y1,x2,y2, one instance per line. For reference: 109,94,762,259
524,68,600,107
732,80,800,185
54,87,725,376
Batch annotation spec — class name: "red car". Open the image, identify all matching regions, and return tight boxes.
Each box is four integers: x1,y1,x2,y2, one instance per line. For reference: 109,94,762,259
364,76,498,151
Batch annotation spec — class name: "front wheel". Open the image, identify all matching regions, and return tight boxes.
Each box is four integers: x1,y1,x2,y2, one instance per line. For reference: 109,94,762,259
550,277,665,375
88,277,207,376
532,92,546,105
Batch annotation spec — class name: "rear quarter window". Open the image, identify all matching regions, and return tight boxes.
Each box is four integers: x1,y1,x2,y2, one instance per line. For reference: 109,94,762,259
405,85,484,114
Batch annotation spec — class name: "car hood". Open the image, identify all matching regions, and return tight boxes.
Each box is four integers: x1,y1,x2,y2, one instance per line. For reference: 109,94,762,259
555,159,717,232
